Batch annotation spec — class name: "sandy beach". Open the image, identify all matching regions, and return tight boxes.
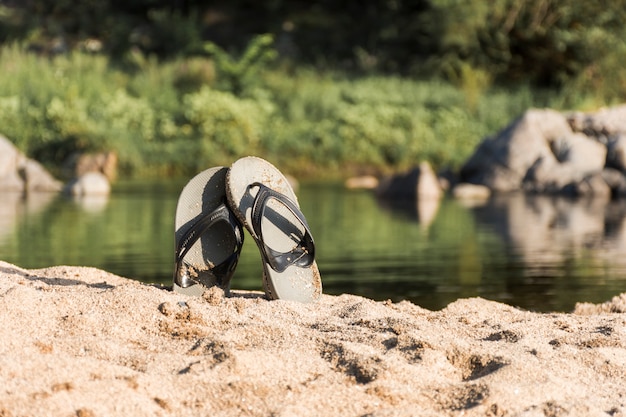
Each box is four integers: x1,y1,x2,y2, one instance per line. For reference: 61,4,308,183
1,260,625,417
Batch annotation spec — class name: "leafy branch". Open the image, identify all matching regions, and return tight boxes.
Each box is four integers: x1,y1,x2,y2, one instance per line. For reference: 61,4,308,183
204,34,277,96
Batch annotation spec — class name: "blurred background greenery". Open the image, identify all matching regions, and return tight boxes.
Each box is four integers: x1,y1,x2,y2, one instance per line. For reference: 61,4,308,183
1,0,625,179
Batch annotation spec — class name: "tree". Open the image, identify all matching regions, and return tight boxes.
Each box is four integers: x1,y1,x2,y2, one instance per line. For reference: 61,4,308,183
430,0,626,87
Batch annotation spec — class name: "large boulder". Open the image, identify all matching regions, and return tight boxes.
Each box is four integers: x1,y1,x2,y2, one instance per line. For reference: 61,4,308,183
0,135,62,193
567,104,626,138
602,168,626,197
461,109,568,192
460,106,626,197
0,137,24,192
606,133,626,172
523,132,607,193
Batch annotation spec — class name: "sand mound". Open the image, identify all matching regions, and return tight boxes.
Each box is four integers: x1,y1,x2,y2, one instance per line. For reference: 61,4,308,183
0,261,625,416
574,293,626,315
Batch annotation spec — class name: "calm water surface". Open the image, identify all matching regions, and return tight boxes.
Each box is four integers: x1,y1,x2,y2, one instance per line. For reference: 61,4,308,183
2,180,625,312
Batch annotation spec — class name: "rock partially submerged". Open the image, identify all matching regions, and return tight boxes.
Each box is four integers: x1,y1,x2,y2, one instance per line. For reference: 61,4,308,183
345,175,379,190
64,171,111,196
0,135,62,193
0,134,115,197
376,161,442,200
452,183,491,200
63,151,118,182
364,105,626,202
460,105,626,197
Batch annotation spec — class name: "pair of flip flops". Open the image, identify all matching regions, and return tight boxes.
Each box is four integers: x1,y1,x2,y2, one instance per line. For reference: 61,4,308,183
173,156,322,303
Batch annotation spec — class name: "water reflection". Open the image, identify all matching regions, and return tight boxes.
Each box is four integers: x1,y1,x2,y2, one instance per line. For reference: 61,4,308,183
70,194,110,213
474,193,625,270
376,194,442,228
306,187,626,312
1,182,625,312
0,192,57,244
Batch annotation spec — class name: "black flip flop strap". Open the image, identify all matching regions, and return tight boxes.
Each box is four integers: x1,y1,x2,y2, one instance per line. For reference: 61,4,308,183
250,183,315,273
174,202,244,288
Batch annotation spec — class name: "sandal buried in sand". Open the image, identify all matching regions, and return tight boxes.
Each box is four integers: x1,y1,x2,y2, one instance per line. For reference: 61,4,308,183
226,156,322,302
173,167,244,296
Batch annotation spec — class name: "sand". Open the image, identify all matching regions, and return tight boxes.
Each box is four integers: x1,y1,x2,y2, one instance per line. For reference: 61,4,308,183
0,260,625,417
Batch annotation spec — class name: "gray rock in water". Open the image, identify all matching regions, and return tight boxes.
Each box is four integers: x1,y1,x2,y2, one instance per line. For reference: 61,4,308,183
460,106,626,197
606,133,626,172
602,168,626,197
523,132,607,193
63,151,118,181
376,161,442,200
461,108,570,192
452,183,491,200
0,134,62,193
567,104,626,138
65,172,111,196
21,159,64,192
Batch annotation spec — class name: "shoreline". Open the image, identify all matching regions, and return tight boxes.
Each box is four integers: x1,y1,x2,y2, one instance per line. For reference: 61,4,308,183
1,260,625,416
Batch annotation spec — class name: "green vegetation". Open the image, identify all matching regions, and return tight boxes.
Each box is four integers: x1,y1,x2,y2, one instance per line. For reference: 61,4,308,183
0,47,595,178
0,40,595,180
0,0,625,179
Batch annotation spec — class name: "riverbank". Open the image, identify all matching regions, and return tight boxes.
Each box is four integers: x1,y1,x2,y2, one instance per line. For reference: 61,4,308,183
1,260,625,416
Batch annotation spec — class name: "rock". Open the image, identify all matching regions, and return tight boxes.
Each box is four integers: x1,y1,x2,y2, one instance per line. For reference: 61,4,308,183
376,162,442,200
345,175,379,190
560,172,612,198
452,183,491,200
64,151,118,181
0,136,20,174
567,104,626,138
461,108,568,192
0,134,62,193
0,174,24,193
602,168,626,197
523,157,578,193
20,159,63,192
436,168,458,191
551,132,607,172
0,136,28,192
523,132,607,194
65,172,111,196
460,105,626,197
606,133,626,172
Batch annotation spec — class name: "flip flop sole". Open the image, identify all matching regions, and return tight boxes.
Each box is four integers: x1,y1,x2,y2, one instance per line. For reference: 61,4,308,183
174,166,235,296
226,156,322,302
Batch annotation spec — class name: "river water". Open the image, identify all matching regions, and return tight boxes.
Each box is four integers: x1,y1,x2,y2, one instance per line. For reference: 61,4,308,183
2,180,625,312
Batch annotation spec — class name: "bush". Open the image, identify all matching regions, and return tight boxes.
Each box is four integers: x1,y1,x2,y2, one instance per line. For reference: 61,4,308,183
261,71,531,175
183,87,273,162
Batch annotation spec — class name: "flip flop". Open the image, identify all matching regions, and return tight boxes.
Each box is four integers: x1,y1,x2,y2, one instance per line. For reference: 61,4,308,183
226,156,322,302
173,167,244,296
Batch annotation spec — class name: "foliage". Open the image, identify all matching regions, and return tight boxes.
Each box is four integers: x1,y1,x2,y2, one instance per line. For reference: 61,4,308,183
170,57,216,95
204,34,277,96
260,71,551,175
429,0,626,91
0,43,609,180
184,87,273,159
0,0,204,58
2,0,626,98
